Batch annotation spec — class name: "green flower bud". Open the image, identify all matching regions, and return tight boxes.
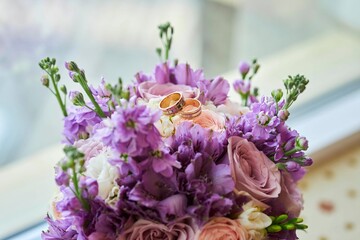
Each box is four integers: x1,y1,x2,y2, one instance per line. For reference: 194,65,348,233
271,89,283,102
267,225,282,233
65,61,79,72
275,214,288,223
41,75,49,87
282,223,296,230
60,85,67,95
69,91,85,106
296,224,308,230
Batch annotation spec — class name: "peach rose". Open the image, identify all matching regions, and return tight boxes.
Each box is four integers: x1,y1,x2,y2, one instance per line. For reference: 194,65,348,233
118,217,197,240
191,109,225,131
227,136,281,202
176,109,225,131
138,81,199,100
197,217,249,240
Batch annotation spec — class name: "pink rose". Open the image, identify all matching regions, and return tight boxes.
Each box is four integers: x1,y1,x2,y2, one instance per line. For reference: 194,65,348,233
197,217,249,240
269,171,303,218
227,136,281,202
138,82,199,100
118,217,197,240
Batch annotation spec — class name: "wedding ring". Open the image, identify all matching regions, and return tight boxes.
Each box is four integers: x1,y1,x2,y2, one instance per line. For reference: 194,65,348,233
159,92,185,115
180,98,202,119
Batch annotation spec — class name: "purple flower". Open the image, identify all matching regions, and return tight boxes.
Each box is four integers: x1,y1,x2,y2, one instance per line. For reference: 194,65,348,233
90,78,111,98
154,62,172,84
55,165,70,186
79,177,99,198
42,215,78,240
63,99,109,144
167,122,226,167
143,148,181,178
173,63,204,87
199,77,230,106
182,153,235,222
233,79,250,94
103,101,162,157
238,61,250,76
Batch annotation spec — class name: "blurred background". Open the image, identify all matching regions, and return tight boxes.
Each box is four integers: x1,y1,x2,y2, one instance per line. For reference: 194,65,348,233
0,0,359,239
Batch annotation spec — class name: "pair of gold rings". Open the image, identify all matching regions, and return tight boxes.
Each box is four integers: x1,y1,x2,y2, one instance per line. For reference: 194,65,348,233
159,92,201,119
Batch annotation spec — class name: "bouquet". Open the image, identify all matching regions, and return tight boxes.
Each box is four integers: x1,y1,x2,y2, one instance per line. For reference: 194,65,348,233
40,23,312,240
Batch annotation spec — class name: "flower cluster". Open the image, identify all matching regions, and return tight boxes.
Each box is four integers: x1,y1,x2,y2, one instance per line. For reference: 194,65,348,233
40,22,311,240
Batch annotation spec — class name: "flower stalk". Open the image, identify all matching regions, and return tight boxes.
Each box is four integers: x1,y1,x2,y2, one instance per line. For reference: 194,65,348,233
66,61,106,118
39,57,68,117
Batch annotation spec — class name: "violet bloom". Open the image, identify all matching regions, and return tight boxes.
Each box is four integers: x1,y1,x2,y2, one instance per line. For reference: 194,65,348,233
200,77,230,106
63,99,109,144
238,61,250,76
173,63,204,87
140,147,181,178
167,122,226,167
42,215,78,240
103,101,162,157
233,79,251,94
90,78,111,98
184,153,235,222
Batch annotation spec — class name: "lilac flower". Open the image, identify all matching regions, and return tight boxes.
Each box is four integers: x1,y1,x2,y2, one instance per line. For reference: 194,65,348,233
154,61,172,84
167,122,226,167
42,215,78,240
238,61,250,76
183,153,235,222
128,170,177,208
233,79,250,94
140,147,181,178
63,99,109,144
90,78,111,98
102,101,162,157
55,165,70,186
173,63,204,87
199,77,230,106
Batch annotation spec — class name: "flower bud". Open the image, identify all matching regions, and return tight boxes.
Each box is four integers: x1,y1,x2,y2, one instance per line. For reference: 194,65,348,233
267,225,282,233
69,71,77,82
60,85,67,95
278,109,290,121
274,214,288,223
41,75,49,87
303,157,313,166
296,136,308,150
238,61,250,78
285,161,300,172
65,61,79,72
271,89,283,102
69,91,85,106
282,223,295,230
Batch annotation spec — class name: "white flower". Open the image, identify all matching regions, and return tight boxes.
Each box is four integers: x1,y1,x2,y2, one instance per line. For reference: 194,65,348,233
155,115,179,137
238,204,272,230
217,99,249,116
248,229,268,240
85,147,119,204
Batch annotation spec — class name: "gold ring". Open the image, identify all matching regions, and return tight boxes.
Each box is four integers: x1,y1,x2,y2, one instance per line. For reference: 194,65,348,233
159,92,185,115
180,98,202,119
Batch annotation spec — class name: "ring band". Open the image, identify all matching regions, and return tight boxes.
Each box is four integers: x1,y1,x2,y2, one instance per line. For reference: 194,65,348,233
159,92,185,115
180,98,202,119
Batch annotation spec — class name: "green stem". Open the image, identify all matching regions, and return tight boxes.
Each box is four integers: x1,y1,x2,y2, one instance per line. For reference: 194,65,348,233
78,75,106,118
71,165,89,211
284,147,301,156
47,71,68,117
